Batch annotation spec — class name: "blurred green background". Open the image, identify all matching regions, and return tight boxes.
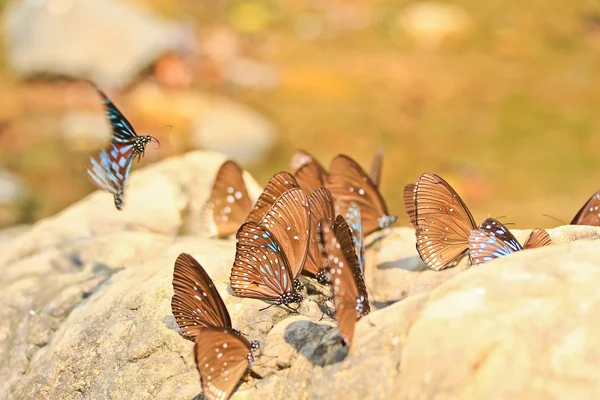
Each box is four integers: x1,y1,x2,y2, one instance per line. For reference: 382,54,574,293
1,0,599,229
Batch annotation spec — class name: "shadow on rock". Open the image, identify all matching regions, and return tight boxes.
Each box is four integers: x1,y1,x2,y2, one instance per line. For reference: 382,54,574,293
377,255,427,272
283,320,347,366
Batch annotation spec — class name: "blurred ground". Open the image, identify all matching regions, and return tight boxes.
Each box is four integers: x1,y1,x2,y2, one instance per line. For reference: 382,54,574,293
1,0,600,228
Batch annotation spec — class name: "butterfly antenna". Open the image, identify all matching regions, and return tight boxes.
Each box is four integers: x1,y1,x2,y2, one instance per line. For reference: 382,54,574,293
542,214,567,225
150,135,161,150
258,303,276,312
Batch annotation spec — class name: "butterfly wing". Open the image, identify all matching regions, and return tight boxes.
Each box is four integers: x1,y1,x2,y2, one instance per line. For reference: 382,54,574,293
87,143,135,210
345,203,365,274
468,218,523,266
369,146,383,187
171,253,232,340
303,187,335,277
91,83,138,143
320,216,369,346
291,149,325,174
571,189,600,226
231,222,296,301
259,188,310,279
194,327,252,400
245,172,298,224
203,161,253,238
294,161,327,194
326,155,396,235
415,173,477,270
403,183,417,228
522,228,552,249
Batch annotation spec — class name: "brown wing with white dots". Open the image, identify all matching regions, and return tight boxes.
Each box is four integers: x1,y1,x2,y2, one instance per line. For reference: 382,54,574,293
171,253,232,340
203,161,252,238
320,216,369,346
231,222,295,301
326,154,396,235
415,173,477,271
403,183,417,228
303,187,335,277
194,327,252,400
294,161,326,194
259,188,310,279
245,172,298,224
522,228,552,249
571,189,600,226
291,149,325,174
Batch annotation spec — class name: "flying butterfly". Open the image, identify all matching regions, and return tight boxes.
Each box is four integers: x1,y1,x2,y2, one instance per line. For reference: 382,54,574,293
86,83,160,210
171,253,259,400
302,187,336,284
403,183,417,228
468,218,552,266
231,188,309,307
326,154,396,235
203,161,253,238
571,189,600,226
414,173,479,271
245,172,299,224
319,215,370,346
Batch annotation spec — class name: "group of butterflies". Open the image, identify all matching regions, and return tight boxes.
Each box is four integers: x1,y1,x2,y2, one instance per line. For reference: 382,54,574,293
85,83,600,400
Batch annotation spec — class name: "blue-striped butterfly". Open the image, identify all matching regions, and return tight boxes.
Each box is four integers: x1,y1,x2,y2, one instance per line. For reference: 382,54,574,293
302,187,335,284
344,202,365,273
230,188,309,307
86,83,160,210
468,218,552,266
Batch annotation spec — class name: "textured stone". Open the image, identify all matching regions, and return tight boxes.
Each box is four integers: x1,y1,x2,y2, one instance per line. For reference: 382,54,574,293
1,151,600,399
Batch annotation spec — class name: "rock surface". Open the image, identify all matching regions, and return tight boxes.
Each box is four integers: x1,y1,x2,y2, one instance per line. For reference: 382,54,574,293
3,0,192,88
1,151,600,399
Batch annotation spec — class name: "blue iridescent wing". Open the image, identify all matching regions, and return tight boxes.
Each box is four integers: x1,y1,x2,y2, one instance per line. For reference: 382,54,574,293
231,222,295,301
87,143,135,210
345,202,365,273
468,218,522,266
92,83,138,143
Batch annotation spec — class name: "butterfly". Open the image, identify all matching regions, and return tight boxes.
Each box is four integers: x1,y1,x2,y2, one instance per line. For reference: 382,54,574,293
245,172,299,224
86,83,160,210
291,149,384,194
319,215,370,346
403,183,417,228
302,187,336,284
203,161,253,238
231,188,309,307
468,218,552,266
326,154,396,235
171,253,259,400
414,173,479,271
571,189,600,226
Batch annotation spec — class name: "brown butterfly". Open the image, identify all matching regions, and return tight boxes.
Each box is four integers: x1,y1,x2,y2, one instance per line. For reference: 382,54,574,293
245,172,299,224
203,161,253,238
302,187,336,284
468,218,552,266
571,189,600,226
414,173,480,271
319,215,370,346
369,146,383,188
326,154,396,235
171,253,259,400
231,188,309,306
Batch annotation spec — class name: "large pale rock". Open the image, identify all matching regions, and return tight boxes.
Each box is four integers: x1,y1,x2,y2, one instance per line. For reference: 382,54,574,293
3,0,192,88
1,150,599,399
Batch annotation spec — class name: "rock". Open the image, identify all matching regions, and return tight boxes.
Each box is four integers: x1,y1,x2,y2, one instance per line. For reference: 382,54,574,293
3,0,193,88
396,1,472,49
1,150,600,399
